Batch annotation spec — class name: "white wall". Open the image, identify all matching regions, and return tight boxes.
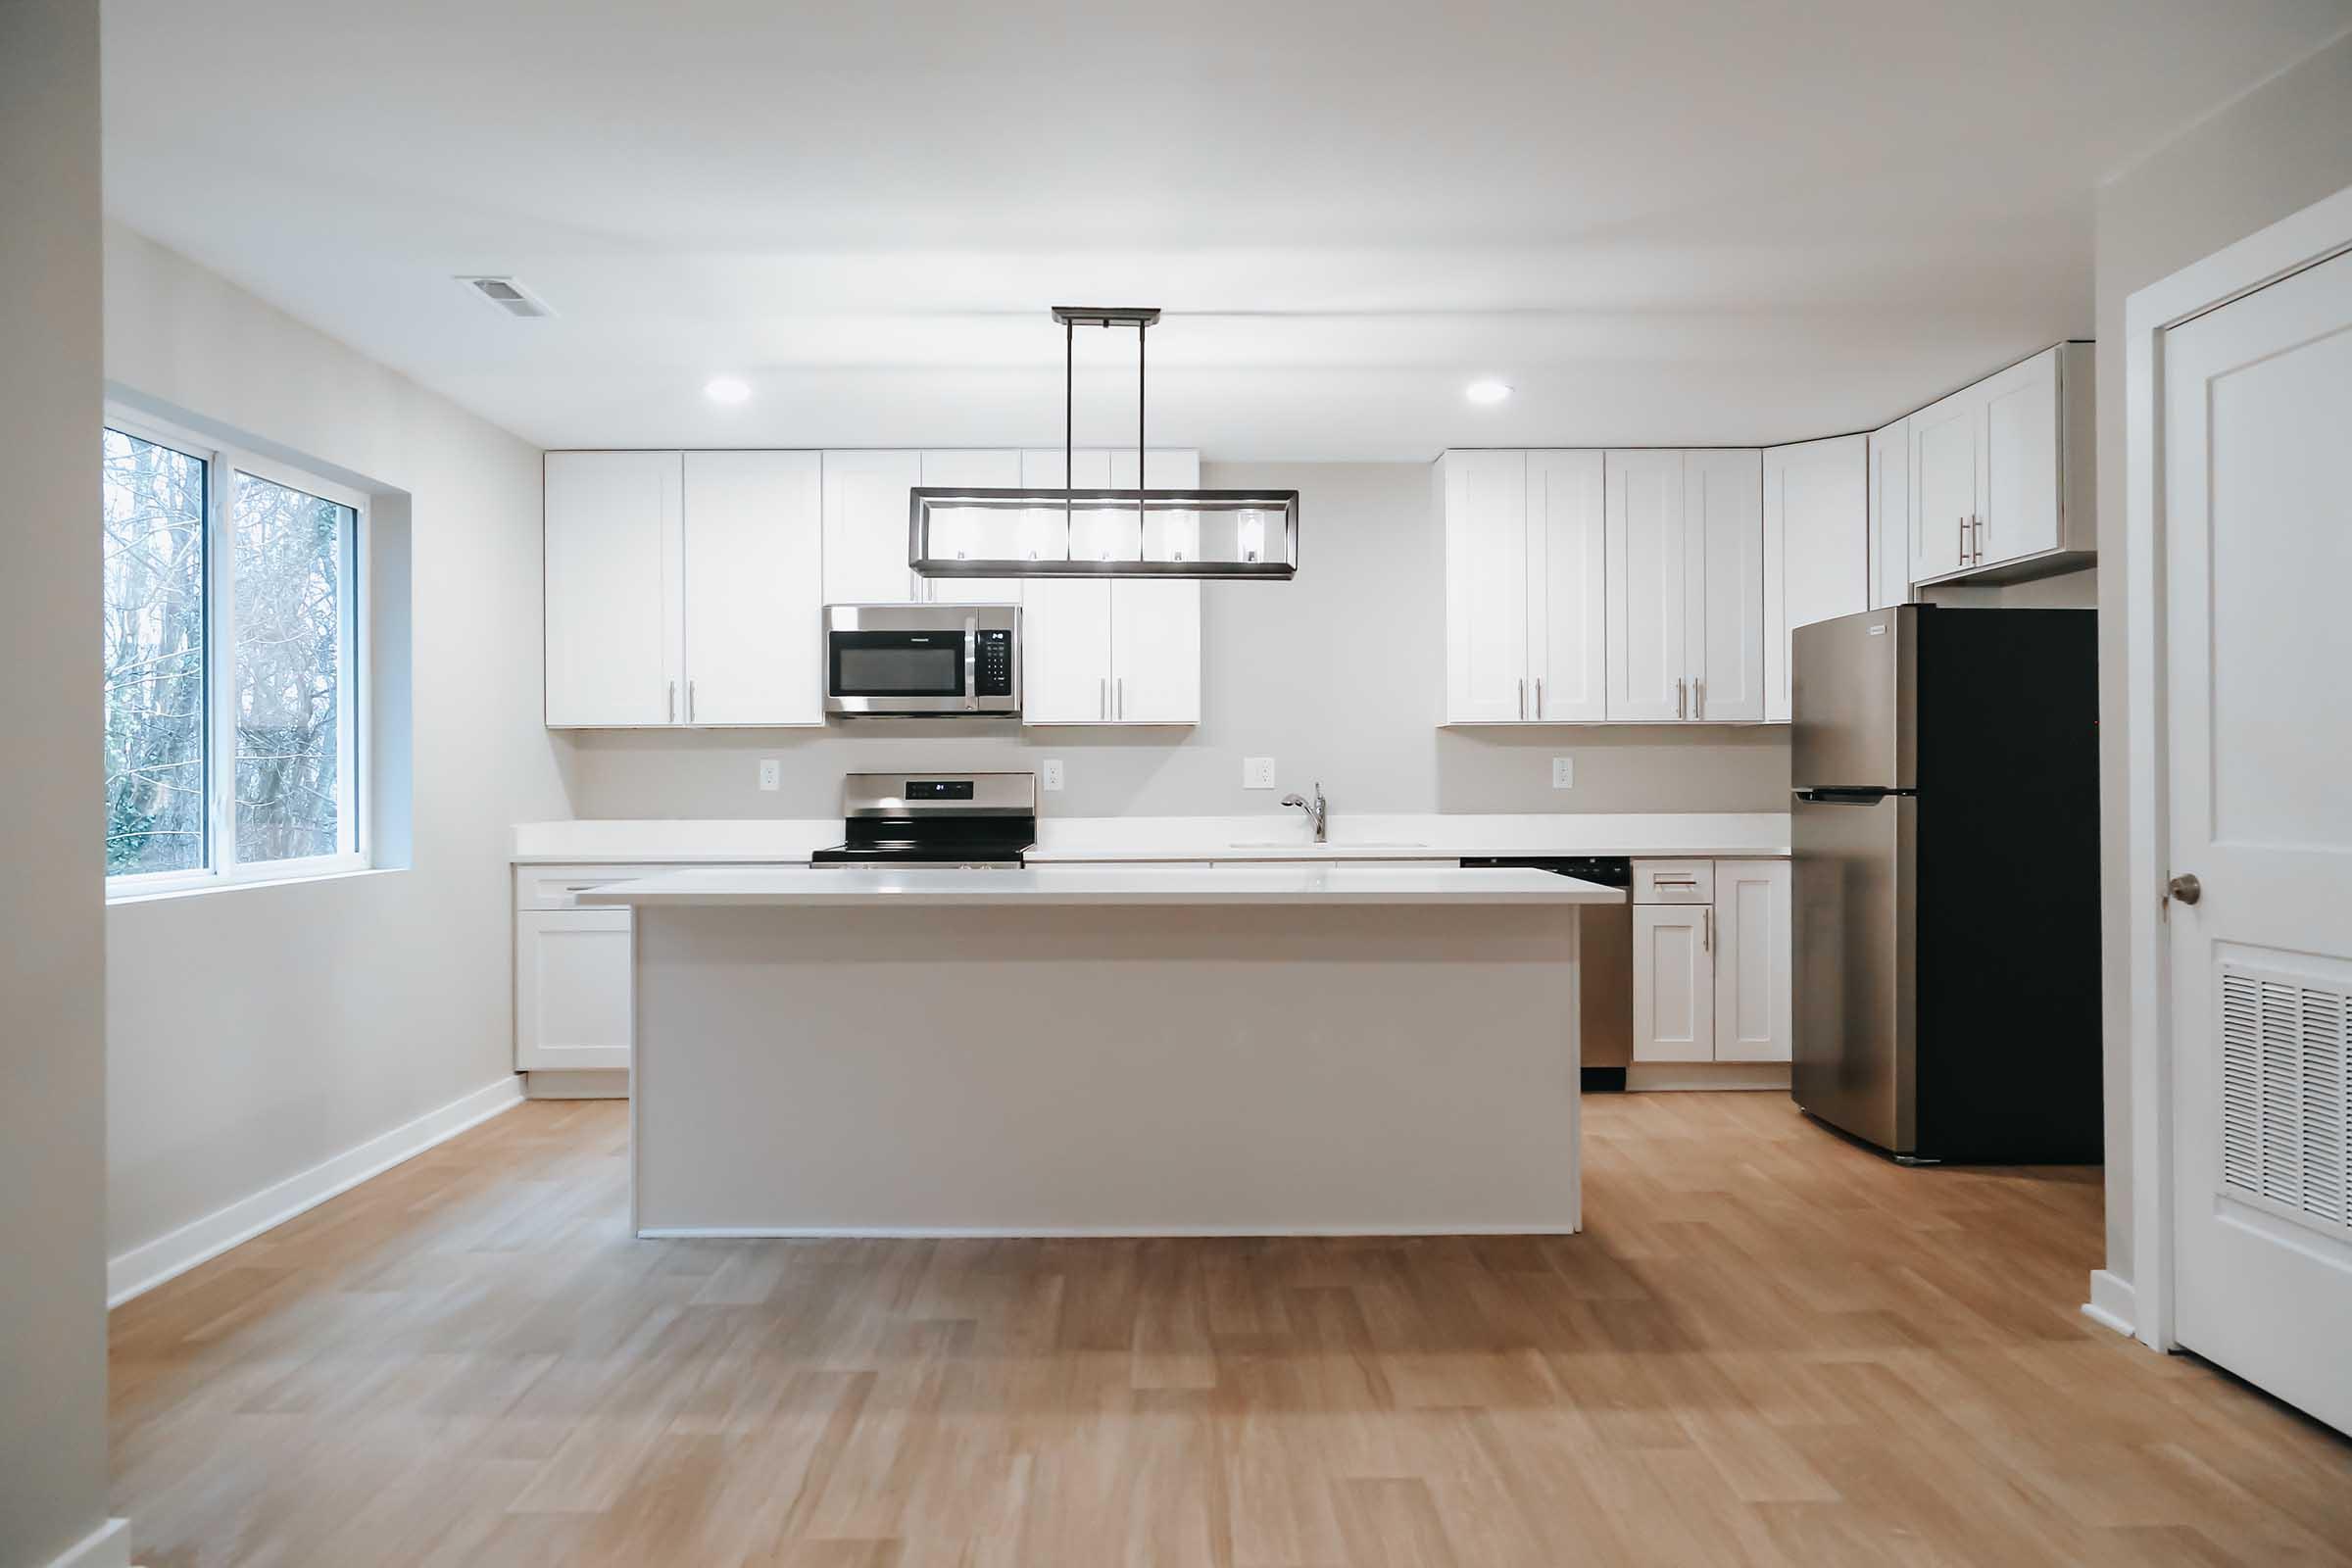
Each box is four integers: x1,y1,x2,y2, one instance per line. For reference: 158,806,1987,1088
562,461,1794,819
2089,28,2352,1292
102,226,574,1266
0,5,115,1565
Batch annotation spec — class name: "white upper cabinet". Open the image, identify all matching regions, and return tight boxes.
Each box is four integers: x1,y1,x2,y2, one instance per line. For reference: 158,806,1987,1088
1685,449,1765,722
1529,450,1608,721
1909,343,2094,585
545,451,681,727
1868,416,1912,610
918,449,1022,605
1605,450,1688,720
1016,448,1200,724
681,451,825,726
822,449,922,604
1762,435,1867,724
1441,451,1532,722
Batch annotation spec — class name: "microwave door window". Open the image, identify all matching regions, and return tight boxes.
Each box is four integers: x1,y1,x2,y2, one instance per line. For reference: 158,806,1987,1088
835,639,963,696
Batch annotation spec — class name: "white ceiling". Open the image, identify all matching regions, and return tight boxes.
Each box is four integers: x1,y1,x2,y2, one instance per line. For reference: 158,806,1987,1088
101,0,2351,459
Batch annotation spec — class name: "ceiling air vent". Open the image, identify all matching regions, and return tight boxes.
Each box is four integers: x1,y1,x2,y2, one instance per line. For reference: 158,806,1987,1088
458,275,554,318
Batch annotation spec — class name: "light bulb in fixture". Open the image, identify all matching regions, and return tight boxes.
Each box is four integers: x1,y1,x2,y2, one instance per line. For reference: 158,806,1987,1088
704,375,753,405
1465,379,1512,406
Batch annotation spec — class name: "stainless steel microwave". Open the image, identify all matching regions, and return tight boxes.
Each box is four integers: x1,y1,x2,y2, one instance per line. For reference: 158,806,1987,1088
823,604,1020,717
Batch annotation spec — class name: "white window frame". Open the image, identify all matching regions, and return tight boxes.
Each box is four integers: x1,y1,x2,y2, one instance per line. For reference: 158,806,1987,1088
104,406,369,900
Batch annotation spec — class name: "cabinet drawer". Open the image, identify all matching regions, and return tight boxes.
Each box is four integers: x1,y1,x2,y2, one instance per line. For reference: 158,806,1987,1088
1634,859,1714,904
516,863,679,909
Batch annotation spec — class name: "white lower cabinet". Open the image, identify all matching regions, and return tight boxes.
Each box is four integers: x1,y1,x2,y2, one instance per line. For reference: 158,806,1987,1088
514,908,632,1073
1632,858,1790,1069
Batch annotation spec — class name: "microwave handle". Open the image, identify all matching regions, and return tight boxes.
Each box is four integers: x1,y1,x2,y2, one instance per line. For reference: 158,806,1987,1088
963,615,979,711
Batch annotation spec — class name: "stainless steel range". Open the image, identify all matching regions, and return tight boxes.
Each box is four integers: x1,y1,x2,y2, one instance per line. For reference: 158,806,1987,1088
809,772,1037,868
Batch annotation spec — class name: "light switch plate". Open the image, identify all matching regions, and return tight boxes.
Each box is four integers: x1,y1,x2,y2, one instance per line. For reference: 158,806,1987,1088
1041,759,1065,792
1550,756,1574,789
759,759,781,792
1242,757,1277,790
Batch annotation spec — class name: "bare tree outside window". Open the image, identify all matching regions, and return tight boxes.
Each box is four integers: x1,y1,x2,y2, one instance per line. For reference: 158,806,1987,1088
233,472,348,863
103,429,208,874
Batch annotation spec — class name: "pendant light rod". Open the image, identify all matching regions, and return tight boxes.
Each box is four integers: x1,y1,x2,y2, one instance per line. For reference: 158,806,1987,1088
1051,306,1162,515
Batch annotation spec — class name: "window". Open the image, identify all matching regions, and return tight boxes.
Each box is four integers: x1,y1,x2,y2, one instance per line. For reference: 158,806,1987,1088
104,411,364,893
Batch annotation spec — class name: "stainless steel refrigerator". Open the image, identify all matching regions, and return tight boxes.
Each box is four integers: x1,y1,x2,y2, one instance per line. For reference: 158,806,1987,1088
1790,604,2101,1163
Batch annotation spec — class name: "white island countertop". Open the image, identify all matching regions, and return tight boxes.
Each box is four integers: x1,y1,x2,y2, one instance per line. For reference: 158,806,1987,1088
581,862,1626,907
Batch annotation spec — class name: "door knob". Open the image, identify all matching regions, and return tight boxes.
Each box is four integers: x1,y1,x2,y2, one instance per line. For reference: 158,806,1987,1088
2167,873,2202,906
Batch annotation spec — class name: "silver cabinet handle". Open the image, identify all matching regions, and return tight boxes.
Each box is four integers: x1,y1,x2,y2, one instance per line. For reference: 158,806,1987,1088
1517,676,1526,720
687,679,696,723
1958,514,1967,566
1973,514,1985,564
1702,906,1712,954
1694,678,1705,720
1100,676,1108,721
667,679,676,722
1535,676,1544,719
1116,676,1125,720
1675,677,1687,719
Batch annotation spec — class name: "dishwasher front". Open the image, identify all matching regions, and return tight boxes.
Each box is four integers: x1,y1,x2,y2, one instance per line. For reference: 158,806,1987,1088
1458,856,1633,1089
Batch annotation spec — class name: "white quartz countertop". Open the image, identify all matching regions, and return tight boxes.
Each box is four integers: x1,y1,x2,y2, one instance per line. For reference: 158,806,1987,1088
579,863,1627,907
515,811,1788,864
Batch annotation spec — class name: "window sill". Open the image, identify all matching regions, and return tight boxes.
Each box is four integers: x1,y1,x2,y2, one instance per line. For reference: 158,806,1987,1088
106,864,397,907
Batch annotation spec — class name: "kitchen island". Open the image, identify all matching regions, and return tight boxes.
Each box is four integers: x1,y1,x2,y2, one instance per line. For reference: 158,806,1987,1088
584,863,1619,1238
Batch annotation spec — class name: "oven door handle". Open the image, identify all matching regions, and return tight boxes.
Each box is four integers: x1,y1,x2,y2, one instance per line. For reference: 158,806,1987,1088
963,615,979,711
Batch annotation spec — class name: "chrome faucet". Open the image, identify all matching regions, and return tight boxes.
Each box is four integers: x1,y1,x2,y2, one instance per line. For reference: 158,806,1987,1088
1281,781,1328,844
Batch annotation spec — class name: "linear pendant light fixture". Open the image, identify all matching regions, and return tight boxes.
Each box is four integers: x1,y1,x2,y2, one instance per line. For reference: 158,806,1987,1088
909,306,1299,581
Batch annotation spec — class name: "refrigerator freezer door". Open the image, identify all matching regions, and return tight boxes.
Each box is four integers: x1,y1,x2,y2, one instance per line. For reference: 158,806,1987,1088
1792,791,1917,1153
1791,606,1917,789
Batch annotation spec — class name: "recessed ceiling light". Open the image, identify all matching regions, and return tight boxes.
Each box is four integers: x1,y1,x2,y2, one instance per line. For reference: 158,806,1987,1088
1465,379,1512,406
704,376,753,405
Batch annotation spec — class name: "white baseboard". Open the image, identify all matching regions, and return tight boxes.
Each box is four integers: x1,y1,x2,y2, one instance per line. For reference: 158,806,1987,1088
2081,1267,2136,1338
639,1223,1585,1240
524,1067,629,1100
1624,1061,1792,1092
107,1075,523,1308
44,1518,129,1568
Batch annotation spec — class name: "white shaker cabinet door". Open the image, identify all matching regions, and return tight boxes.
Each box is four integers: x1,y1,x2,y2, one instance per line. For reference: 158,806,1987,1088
1762,436,1866,724
822,449,922,605
681,450,824,726
1868,416,1912,610
1442,450,1532,722
1605,449,1687,720
1021,580,1113,722
1685,448,1766,722
1634,903,1715,1062
1109,579,1200,723
1528,450,1607,721
1712,859,1791,1062
1910,390,1979,580
514,908,632,1073
544,450,681,727
919,449,1024,605
1977,347,2062,566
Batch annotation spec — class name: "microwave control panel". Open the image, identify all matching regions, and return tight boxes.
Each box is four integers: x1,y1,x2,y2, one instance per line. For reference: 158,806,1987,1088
976,628,1013,697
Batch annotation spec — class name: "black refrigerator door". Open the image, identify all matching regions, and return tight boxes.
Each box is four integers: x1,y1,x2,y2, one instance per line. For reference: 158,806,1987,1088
1792,789,1917,1154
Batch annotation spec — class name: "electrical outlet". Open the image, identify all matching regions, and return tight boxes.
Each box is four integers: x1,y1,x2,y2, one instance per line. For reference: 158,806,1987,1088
1550,756,1574,790
1041,759,1065,792
1242,757,1277,790
759,759,781,792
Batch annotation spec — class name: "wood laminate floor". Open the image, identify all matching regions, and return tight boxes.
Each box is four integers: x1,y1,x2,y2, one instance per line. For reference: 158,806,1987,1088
110,1093,2352,1566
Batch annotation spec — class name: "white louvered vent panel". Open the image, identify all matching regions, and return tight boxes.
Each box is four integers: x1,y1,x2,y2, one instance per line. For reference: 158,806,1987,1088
2218,964,2352,1237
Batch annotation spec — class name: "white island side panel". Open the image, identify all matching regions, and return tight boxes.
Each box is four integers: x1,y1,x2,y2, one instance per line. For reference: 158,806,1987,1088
630,901,1582,1236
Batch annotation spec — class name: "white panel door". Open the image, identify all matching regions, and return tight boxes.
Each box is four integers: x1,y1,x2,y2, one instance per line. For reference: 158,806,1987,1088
1978,347,2062,566
2164,246,2352,1437
1868,416,1912,610
1605,450,1686,720
1019,448,1113,723
515,908,632,1072
681,450,823,726
544,450,681,726
822,449,922,604
1443,451,1531,722
1528,450,1607,721
1685,448,1765,722
1634,904,1714,1062
1763,436,1867,724
1713,859,1791,1062
1104,450,1200,724
919,449,1023,605
1910,391,1979,579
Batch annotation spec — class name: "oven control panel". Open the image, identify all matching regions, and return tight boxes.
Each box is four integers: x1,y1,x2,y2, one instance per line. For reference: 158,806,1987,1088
976,628,1013,697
